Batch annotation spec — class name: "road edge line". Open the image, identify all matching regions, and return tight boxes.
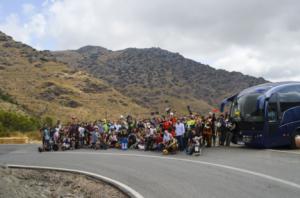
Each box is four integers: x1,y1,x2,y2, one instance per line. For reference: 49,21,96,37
6,164,144,198
267,149,300,155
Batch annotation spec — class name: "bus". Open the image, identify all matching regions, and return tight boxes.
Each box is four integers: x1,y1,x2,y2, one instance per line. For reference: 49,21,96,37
220,82,300,149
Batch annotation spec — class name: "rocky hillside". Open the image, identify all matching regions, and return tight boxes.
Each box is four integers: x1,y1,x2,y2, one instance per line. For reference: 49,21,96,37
0,31,147,122
54,46,267,114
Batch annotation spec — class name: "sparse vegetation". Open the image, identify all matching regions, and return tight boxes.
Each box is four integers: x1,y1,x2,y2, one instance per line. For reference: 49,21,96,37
0,109,40,137
55,46,267,114
0,88,17,104
0,30,148,123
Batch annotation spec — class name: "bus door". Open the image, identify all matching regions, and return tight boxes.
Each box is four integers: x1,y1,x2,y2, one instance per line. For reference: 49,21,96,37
266,94,282,146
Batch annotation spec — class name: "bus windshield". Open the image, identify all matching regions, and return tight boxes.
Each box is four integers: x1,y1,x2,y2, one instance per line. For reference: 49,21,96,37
231,93,264,122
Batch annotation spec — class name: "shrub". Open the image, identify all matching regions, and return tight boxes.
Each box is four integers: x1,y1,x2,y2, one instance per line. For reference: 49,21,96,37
0,110,40,133
42,116,53,128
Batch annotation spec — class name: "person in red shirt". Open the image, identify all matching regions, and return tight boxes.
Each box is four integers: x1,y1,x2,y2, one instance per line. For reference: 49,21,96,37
163,119,172,131
154,131,163,151
169,112,177,125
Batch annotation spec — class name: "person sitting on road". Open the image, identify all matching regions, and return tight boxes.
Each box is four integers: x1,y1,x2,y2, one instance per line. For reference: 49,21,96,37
186,129,202,155
162,130,178,155
128,131,137,149
109,131,118,148
136,130,146,150
153,130,163,151
99,133,109,149
186,129,196,155
145,125,155,151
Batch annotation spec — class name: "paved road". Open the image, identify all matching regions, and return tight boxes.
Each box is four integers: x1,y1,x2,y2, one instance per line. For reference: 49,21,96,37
0,144,299,198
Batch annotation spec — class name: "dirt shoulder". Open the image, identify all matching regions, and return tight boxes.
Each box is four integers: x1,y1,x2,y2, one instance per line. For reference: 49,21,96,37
0,167,128,198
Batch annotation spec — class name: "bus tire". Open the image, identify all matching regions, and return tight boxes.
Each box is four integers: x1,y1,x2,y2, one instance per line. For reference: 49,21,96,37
291,130,300,149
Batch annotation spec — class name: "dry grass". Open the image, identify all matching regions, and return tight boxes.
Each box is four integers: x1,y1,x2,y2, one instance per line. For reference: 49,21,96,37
0,39,148,122
0,131,41,142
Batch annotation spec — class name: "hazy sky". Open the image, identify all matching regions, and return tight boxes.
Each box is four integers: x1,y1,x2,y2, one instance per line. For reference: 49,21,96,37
0,0,300,82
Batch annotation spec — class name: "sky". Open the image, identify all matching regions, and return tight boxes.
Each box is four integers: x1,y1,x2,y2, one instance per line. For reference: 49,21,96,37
0,0,300,82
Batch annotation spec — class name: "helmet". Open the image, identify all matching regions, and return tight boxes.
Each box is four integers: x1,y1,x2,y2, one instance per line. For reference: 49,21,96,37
163,149,169,155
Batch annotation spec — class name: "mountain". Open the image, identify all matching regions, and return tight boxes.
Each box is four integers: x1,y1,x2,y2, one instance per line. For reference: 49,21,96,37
53,46,267,114
0,31,147,122
0,30,267,119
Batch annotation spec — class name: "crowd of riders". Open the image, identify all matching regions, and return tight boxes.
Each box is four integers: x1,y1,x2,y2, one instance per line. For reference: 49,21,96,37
39,109,238,155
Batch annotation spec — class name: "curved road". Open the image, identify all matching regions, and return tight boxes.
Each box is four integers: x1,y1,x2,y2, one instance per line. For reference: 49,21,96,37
0,144,300,198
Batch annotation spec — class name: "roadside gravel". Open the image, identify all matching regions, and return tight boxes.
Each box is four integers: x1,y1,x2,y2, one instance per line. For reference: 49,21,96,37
0,167,128,198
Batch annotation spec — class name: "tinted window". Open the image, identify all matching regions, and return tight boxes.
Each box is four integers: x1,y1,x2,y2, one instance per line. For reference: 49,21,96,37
278,85,300,113
237,94,264,122
278,85,300,102
267,102,278,122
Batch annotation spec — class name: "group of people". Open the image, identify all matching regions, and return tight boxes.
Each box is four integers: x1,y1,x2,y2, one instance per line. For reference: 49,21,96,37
40,111,238,155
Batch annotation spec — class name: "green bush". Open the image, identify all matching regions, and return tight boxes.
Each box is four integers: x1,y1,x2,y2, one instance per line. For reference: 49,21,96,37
0,110,41,133
0,122,5,133
42,116,53,128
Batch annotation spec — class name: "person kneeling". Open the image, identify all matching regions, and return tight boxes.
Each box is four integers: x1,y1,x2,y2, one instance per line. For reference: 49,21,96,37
162,130,178,155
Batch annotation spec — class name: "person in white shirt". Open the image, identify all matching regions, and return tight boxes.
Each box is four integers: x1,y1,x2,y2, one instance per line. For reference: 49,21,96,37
114,121,122,133
78,125,85,146
175,119,185,151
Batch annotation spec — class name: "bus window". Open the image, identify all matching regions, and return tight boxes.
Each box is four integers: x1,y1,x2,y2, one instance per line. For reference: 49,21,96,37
237,94,264,122
278,85,300,113
230,99,241,121
267,103,278,122
280,102,300,113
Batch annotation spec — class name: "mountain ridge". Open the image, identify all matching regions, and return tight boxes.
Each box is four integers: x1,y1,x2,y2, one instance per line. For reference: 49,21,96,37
0,30,268,117
53,45,267,114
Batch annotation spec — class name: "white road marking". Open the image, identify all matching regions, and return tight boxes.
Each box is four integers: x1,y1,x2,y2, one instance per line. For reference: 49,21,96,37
7,164,144,198
53,151,300,190
267,149,300,155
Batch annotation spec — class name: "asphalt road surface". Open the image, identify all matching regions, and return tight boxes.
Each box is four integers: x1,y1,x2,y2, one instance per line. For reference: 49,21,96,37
0,144,300,198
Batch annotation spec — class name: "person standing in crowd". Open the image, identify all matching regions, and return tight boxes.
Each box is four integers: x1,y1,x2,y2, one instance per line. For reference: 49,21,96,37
217,114,226,146
102,120,109,134
42,124,50,148
211,113,217,146
91,126,98,149
78,124,85,147
68,117,79,149
185,115,196,149
203,117,213,147
175,119,185,151
225,118,239,146
56,120,62,131
195,116,204,139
